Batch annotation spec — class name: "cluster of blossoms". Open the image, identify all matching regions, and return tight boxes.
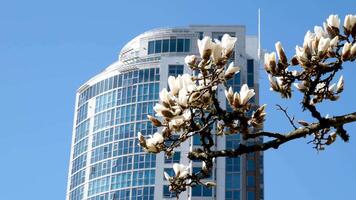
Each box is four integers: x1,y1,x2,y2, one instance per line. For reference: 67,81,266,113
264,14,355,151
138,33,263,153
135,13,356,198
264,14,355,104
136,33,267,196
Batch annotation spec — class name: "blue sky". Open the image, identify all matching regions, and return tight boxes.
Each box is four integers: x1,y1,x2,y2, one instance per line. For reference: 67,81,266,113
0,0,355,199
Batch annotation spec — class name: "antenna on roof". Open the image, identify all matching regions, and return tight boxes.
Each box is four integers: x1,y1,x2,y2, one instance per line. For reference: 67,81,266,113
258,8,261,61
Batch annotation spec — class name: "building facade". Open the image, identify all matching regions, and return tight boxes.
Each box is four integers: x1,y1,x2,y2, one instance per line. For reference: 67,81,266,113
66,25,263,200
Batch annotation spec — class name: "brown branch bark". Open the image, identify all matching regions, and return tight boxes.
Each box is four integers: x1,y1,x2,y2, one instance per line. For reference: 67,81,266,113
188,112,356,160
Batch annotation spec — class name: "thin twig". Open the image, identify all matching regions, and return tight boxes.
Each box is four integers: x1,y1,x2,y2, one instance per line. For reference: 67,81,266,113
276,104,298,129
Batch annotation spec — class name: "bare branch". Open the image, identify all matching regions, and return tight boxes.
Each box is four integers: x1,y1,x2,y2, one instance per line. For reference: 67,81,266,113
276,104,298,129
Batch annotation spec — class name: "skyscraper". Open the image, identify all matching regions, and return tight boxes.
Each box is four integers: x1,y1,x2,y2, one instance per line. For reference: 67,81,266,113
66,25,263,200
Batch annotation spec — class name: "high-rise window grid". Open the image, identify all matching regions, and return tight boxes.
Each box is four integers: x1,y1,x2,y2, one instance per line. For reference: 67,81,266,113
148,38,190,54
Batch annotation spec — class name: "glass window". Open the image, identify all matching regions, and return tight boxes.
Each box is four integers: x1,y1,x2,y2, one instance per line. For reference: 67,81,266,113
193,134,201,145
192,185,201,196
155,40,162,53
198,32,204,40
177,39,184,52
162,39,169,52
247,191,255,200
248,74,254,87
184,39,190,52
169,39,176,52
247,59,254,73
192,185,212,197
148,41,155,54
164,152,180,163
247,175,255,187
247,160,255,171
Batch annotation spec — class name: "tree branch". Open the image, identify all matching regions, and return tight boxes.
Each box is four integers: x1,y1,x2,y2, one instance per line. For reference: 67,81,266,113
188,112,356,160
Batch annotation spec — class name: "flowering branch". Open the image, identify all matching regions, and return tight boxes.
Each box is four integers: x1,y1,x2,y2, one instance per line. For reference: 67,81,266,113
137,14,356,198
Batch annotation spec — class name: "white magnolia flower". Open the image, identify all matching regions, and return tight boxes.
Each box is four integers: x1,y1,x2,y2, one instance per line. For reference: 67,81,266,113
239,84,255,106
211,41,223,63
177,88,188,107
295,45,309,65
221,34,237,56
224,62,240,78
318,37,330,56
185,55,197,66
173,163,190,178
153,103,167,117
336,75,344,93
314,26,327,39
343,14,356,33
344,15,353,32
168,74,195,96
225,87,234,104
275,41,287,63
139,132,164,153
330,36,339,47
182,109,191,121
303,31,316,50
327,14,340,28
159,88,172,104
264,52,276,72
268,75,283,91
197,36,214,59
342,42,352,60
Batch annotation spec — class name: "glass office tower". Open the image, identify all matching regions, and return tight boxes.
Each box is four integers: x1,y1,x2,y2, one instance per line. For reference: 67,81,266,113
66,25,263,200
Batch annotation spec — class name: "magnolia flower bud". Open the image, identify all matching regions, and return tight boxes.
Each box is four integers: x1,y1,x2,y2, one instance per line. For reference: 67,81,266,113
211,41,223,64
197,36,214,60
314,26,326,39
303,31,316,51
225,87,234,105
275,41,287,64
336,75,344,93
342,42,352,60
317,37,330,58
185,55,197,66
239,84,255,106
221,34,237,57
327,14,340,29
173,163,190,178
344,15,353,34
147,115,162,126
224,62,240,79
268,75,282,92
264,52,277,73
295,46,309,66
250,104,267,128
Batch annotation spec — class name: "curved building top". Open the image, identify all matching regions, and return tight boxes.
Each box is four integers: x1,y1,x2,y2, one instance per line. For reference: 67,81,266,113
79,25,251,92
